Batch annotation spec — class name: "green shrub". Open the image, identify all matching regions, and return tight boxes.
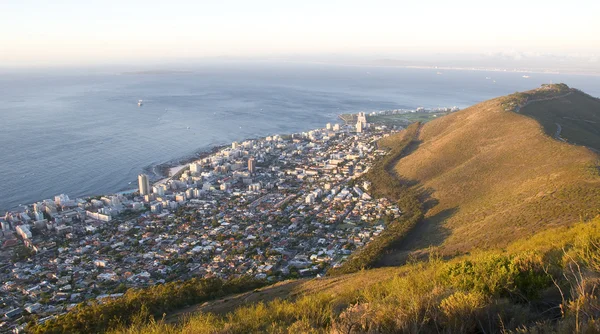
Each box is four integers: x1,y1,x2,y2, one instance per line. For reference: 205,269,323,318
441,252,550,301
439,291,486,332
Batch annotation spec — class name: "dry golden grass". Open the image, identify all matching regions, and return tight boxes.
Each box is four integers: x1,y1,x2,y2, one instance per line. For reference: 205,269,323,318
166,267,407,324
384,88,600,261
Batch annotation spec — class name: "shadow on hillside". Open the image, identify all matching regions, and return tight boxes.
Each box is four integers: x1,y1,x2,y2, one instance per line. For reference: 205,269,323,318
375,124,456,266
520,91,600,152
376,206,456,267
402,138,423,157
385,139,423,174
413,185,438,209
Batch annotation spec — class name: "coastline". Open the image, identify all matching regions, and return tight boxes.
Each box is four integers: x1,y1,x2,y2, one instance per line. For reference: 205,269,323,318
153,136,274,180
275,59,600,77
0,109,430,214
0,144,230,215
1,103,462,213
144,144,229,181
1,130,317,215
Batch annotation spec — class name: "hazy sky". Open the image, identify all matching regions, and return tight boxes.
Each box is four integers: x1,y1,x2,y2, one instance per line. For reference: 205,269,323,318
1,0,599,67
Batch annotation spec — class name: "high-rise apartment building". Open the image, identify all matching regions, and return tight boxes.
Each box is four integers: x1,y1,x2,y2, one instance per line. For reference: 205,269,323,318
138,174,151,196
248,158,256,174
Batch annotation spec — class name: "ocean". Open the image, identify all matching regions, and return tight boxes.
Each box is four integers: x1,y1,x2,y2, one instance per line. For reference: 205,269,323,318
1,61,599,213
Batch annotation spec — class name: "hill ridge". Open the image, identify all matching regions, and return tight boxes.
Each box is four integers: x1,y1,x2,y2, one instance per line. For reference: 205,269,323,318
380,84,600,265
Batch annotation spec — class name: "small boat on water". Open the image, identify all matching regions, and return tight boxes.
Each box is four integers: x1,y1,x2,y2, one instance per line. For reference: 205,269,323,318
138,100,143,106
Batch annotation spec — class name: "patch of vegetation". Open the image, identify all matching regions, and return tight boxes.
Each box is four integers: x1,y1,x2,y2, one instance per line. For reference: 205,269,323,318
338,114,356,125
367,112,449,127
501,83,572,111
29,276,266,334
11,244,35,262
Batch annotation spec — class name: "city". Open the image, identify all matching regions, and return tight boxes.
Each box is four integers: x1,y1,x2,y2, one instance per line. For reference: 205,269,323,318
2,1,599,332
0,116,402,331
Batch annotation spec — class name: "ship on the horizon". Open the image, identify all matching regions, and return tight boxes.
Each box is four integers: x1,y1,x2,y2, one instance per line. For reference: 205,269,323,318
138,100,143,106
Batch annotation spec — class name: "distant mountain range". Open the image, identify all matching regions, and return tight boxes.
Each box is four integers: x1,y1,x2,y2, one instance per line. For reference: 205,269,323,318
367,52,600,75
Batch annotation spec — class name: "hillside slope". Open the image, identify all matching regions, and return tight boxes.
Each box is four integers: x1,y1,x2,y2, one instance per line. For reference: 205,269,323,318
382,84,600,264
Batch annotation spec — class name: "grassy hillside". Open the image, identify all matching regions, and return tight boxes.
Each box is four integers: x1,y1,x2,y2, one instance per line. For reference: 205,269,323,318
381,84,600,264
367,112,451,126
111,216,600,333
29,277,266,334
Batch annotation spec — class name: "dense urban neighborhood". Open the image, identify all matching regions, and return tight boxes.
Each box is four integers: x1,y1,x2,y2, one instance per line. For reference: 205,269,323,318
0,117,407,331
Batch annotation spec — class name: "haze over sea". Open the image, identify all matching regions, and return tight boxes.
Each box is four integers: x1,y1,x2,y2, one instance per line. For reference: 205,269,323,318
1,61,599,213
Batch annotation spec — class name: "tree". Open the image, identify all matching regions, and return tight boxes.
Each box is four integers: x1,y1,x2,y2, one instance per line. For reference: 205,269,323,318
12,245,34,262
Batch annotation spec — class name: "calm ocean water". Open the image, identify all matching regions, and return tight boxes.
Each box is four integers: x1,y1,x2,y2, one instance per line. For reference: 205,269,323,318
1,62,599,212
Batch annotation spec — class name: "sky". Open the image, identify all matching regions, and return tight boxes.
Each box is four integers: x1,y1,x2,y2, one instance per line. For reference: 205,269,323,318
1,0,599,67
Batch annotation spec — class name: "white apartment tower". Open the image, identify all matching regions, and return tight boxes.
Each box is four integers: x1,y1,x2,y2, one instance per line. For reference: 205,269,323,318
356,112,368,133
357,112,367,125
190,162,201,174
356,120,364,133
138,174,151,196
